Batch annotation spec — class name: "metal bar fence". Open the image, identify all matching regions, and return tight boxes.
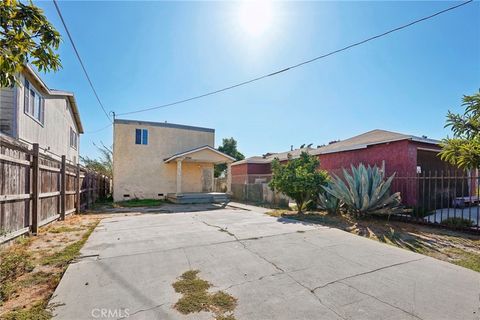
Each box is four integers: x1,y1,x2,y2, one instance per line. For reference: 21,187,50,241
391,170,479,232
232,170,479,232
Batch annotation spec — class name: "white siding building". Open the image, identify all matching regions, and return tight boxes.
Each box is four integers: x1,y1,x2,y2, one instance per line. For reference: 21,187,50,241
0,65,83,163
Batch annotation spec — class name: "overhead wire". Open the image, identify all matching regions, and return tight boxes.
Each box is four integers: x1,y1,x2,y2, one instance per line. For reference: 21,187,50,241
117,0,473,116
52,0,112,122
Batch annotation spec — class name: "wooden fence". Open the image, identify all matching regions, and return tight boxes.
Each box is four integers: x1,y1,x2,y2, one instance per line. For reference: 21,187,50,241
0,136,110,243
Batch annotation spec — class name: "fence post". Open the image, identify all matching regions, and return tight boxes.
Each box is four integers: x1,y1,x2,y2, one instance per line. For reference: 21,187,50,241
31,143,39,235
86,172,91,209
76,164,81,214
60,155,66,220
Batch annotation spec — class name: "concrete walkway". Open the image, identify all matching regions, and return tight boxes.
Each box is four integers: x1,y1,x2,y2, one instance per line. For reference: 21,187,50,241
51,205,480,320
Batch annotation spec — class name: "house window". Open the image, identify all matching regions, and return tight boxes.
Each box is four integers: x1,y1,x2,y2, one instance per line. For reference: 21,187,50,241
135,128,148,145
70,127,78,149
24,79,45,124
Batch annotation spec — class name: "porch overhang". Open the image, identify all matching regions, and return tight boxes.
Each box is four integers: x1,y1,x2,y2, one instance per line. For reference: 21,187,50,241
164,146,235,195
164,145,236,164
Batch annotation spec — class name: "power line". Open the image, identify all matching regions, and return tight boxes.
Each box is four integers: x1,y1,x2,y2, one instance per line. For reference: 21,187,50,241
52,0,112,122
118,0,473,116
83,123,112,134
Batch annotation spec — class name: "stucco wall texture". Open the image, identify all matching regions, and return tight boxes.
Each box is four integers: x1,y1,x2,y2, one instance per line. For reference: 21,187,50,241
113,121,215,201
319,140,417,176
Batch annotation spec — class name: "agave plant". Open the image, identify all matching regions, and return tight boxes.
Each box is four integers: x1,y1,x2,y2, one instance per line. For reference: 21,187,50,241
317,189,340,215
323,164,401,217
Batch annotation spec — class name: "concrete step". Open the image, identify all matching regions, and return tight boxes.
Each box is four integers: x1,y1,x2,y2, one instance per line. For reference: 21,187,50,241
167,192,230,204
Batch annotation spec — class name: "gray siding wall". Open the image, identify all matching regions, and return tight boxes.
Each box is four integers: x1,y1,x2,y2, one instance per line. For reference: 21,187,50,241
0,87,17,137
16,73,80,163
1,72,80,164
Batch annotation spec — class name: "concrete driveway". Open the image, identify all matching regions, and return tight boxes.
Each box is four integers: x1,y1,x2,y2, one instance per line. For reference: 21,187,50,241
51,205,480,320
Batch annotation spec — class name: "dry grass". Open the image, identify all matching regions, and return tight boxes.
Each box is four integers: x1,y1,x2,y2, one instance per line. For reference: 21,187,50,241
267,209,480,272
0,213,110,319
172,270,237,319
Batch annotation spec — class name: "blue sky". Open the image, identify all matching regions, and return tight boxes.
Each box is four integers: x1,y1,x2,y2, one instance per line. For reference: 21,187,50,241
35,1,479,159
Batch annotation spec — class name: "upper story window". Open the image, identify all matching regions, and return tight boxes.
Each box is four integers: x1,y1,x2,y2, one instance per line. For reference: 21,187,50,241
70,127,78,149
135,128,148,145
24,79,45,125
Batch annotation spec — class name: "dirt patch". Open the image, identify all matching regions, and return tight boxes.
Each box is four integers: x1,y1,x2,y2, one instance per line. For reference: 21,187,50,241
0,212,119,318
173,270,237,320
268,210,480,272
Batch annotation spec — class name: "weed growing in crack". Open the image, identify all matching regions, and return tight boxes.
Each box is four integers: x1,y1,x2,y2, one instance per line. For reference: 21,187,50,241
172,270,237,320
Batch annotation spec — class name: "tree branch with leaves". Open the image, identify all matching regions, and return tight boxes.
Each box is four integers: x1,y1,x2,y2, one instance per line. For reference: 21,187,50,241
439,91,480,170
1,0,62,87
80,142,113,178
214,137,244,177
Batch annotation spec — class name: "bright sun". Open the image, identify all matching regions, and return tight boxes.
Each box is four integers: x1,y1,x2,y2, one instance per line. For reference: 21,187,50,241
238,1,274,37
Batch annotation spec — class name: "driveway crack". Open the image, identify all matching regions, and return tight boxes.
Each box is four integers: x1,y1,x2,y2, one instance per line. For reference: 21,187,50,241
223,271,284,290
197,218,348,319
311,257,426,292
182,247,192,269
196,217,286,272
117,303,167,319
339,281,424,320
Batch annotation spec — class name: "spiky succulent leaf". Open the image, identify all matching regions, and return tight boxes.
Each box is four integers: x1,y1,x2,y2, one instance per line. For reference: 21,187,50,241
324,163,401,216
318,187,340,214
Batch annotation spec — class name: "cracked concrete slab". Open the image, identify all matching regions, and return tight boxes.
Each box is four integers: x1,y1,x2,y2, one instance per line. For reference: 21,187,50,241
339,257,480,320
314,281,419,320
51,207,480,320
182,240,280,290
227,273,344,320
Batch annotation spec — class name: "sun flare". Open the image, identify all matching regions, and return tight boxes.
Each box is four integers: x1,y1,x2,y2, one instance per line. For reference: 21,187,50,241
237,1,274,37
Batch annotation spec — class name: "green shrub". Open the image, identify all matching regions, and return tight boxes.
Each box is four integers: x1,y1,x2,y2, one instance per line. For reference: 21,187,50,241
269,152,329,213
323,164,401,217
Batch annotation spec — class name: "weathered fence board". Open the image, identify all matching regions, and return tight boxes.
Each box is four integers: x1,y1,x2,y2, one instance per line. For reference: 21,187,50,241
0,135,111,243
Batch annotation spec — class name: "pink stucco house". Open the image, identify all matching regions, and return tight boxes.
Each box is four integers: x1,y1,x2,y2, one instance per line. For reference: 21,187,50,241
232,129,461,206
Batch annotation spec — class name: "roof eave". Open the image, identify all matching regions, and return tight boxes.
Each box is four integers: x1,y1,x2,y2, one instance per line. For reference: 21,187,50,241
23,65,84,134
164,145,236,163
67,96,84,134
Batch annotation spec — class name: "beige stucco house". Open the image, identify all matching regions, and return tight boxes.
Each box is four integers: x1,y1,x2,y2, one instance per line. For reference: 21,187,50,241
113,119,234,203
0,65,83,163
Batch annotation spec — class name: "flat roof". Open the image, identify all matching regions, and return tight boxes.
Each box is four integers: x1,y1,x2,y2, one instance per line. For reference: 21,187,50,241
114,119,215,133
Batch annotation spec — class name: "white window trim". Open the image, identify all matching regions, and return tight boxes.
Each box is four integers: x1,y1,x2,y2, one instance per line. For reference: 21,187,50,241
70,127,78,150
24,80,45,126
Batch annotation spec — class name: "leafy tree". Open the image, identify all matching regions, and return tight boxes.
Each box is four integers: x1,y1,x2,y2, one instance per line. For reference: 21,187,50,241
1,0,62,87
439,91,480,169
269,152,329,213
214,137,245,177
80,143,112,178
